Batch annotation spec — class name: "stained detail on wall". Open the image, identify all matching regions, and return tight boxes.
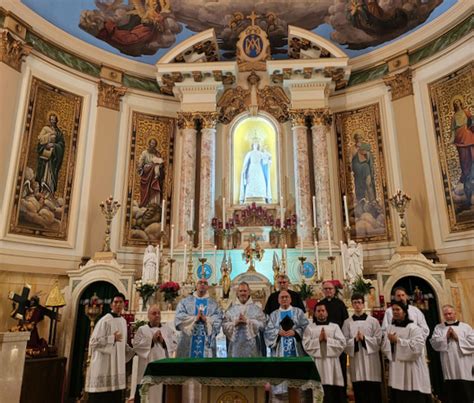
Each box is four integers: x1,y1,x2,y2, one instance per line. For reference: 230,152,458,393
429,62,474,232
9,77,83,240
123,111,175,246
335,103,392,243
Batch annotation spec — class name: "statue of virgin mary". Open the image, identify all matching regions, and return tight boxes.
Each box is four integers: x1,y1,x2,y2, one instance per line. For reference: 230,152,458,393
239,142,272,204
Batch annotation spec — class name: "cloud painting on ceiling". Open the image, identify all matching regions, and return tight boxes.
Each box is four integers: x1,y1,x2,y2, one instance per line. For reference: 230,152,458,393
22,0,457,64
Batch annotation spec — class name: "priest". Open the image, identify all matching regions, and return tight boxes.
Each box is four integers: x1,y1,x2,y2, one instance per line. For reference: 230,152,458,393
133,304,177,403
303,301,347,403
85,292,133,403
382,300,431,403
430,304,474,403
342,293,382,403
264,274,305,315
222,281,266,357
175,278,222,358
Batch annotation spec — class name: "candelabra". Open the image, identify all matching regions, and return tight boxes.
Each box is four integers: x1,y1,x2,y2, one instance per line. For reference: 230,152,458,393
389,189,412,246
184,230,196,285
99,196,121,252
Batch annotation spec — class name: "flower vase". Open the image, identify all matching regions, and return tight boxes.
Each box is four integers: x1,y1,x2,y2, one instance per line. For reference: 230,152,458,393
142,295,150,311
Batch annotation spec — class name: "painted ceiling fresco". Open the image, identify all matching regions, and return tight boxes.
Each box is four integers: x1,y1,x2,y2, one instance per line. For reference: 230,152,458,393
22,0,457,64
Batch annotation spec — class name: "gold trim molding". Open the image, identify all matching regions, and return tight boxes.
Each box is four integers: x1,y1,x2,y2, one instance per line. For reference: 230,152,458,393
383,68,413,101
0,29,31,72
97,80,127,111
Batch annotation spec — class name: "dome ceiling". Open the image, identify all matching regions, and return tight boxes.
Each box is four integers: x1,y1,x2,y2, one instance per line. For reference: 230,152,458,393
22,0,457,65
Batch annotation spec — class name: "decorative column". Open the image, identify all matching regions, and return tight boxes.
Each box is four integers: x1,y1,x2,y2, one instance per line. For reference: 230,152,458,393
289,110,313,244
177,112,198,245
198,112,219,246
310,109,333,239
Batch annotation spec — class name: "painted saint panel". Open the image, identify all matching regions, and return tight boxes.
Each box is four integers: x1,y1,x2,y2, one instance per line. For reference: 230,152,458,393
123,111,175,246
335,103,392,243
429,62,474,232
232,116,278,205
9,77,83,240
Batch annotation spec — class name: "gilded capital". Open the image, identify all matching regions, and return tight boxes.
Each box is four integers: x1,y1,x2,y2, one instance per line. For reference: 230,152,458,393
177,112,197,130
97,80,127,111
0,30,32,72
383,68,413,101
288,110,307,127
198,112,219,129
309,108,332,127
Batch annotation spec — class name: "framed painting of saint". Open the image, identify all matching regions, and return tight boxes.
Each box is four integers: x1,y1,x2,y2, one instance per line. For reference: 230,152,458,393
335,103,392,243
123,111,175,246
429,62,474,232
9,77,83,240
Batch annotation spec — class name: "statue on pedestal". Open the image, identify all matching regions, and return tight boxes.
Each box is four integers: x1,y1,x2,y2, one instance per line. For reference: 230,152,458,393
341,240,363,283
142,244,158,283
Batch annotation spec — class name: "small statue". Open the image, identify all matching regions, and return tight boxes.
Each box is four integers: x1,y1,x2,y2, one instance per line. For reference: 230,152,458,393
142,244,158,283
221,266,231,299
341,240,364,283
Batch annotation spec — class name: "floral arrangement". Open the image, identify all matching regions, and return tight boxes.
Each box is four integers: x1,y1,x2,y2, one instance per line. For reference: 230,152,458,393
350,275,373,295
297,281,314,300
135,279,158,309
159,281,180,303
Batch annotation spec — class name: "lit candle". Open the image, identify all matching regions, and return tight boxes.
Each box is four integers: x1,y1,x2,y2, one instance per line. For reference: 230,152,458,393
312,195,317,227
343,195,350,228
314,241,320,280
190,199,194,230
280,196,284,228
170,224,174,259
340,241,347,279
222,197,226,226
284,243,288,260
155,244,160,282
183,243,187,267
300,222,304,257
213,245,217,272
160,199,166,227
201,224,204,258
326,221,332,256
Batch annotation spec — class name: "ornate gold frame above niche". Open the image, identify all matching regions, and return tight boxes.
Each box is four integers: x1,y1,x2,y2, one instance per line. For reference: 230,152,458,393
123,112,175,247
429,62,474,233
335,103,393,243
9,77,83,240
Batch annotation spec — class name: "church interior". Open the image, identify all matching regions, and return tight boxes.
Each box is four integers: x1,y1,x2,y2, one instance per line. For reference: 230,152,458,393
0,0,472,402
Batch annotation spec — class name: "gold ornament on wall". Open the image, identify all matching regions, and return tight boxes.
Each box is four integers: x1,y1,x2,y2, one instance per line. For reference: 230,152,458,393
0,29,32,72
218,86,250,124
97,80,127,111
383,68,413,101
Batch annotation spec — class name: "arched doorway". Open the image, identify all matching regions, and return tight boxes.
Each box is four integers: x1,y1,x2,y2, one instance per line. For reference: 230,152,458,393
391,276,443,398
68,281,119,399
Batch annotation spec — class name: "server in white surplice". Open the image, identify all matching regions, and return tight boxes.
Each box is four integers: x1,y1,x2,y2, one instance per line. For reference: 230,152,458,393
342,293,382,403
382,300,431,403
430,304,474,403
303,301,347,403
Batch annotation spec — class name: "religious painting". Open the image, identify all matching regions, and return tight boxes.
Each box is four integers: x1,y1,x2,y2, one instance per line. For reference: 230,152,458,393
428,62,474,232
9,77,83,240
123,111,175,246
232,116,278,206
335,103,392,243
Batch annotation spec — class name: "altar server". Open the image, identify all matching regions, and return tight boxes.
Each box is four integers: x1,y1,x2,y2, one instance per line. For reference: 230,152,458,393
85,293,133,403
342,293,382,403
223,281,265,357
303,301,347,403
382,300,431,403
175,278,222,358
430,304,474,403
133,305,177,402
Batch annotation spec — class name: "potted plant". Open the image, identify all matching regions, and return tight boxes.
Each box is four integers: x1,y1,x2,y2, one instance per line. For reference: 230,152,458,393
350,275,373,296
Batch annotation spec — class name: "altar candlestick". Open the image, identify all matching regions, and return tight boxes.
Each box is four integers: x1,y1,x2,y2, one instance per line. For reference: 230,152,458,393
299,222,304,257
280,196,284,228
326,221,332,256
190,199,194,230
343,195,350,228
340,241,347,279
314,241,320,280
312,195,317,227
160,199,166,227
222,197,226,226
155,245,160,282
284,243,288,260
213,245,217,272
183,243,187,267
201,224,204,258
170,225,174,259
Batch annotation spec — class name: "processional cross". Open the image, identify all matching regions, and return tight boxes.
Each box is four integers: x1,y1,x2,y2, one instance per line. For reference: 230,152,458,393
8,284,32,319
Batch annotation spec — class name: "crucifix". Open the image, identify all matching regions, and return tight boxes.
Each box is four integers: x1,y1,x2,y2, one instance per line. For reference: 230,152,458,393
247,10,258,26
8,284,32,320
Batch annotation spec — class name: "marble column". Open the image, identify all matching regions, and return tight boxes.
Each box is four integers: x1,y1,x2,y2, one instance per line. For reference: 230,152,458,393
310,109,333,240
177,112,197,245
289,111,313,244
198,112,218,246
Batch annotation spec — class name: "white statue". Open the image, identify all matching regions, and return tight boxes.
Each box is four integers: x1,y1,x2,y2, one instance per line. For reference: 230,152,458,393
142,245,158,282
239,142,272,203
341,240,363,283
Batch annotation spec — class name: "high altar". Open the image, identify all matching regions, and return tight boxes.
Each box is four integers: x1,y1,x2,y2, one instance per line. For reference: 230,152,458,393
0,1,472,401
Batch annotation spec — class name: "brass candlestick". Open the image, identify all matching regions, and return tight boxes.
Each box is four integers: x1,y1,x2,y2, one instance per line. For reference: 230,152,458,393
327,255,336,280
167,258,176,282
312,226,320,243
298,256,307,274
344,226,351,243
99,196,120,252
389,189,412,246
185,230,196,285
198,257,207,279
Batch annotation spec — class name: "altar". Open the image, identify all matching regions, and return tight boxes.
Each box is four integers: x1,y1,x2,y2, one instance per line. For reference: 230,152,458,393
140,357,322,403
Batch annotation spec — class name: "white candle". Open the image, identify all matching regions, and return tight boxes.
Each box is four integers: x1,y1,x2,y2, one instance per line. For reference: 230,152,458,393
170,225,174,259
201,224,204,257
155,245,160,282
213,245,217,272
160,199,166,227
312,195,317,227
314,241,320,280
222,197,226,226
284,243,288,260
280,196,284,228
190,199,194,230
340,241,347,279
326,221,332,256
183,243,187,267
343,195,350,228
300,222,304,257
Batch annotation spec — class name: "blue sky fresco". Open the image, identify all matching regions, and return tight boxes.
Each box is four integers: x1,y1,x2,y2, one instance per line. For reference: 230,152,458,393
22,0,457,64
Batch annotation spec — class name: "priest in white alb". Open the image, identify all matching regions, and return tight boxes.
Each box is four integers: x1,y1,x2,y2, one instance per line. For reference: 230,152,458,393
223,281,265,357
175,278,222,358
430,304,474,403
133,304,177,403
342,293,382,403
382,300,431,403
85,292,133,403
303,301,347,403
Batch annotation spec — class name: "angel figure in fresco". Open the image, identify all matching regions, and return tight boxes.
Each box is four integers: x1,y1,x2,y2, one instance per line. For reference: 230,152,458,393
450,95,474,210
138,138,164,208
